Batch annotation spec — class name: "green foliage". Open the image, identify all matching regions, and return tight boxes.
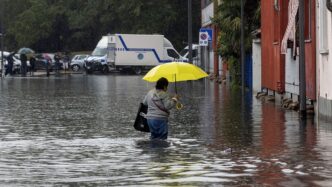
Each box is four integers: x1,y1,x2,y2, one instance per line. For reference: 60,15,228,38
1,0,201,52
213,0,260,85
227,56,241,89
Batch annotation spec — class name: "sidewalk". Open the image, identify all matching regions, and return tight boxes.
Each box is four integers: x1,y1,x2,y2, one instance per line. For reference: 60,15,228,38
32,70,82,77
0,70,83,78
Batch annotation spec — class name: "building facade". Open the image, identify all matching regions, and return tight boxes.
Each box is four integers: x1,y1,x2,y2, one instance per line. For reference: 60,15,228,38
201,0,220,76
260,0,317,104
317,0,332,120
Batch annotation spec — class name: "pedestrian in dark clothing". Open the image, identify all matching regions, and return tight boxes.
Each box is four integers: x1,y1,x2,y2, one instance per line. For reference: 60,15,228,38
20,53,28,76
5,51,16,76
29,56,36,76
62,53,70,72
54,52,61,74
45,59,50,77
143,77,178,140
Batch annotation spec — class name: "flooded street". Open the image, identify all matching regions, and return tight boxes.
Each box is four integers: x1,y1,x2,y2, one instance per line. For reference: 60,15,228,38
1,74,332,186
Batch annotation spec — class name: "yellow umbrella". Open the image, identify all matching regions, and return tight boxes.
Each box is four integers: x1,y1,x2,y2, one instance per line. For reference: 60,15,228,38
143,61,208,105
143,62,208,83
143,62,208,110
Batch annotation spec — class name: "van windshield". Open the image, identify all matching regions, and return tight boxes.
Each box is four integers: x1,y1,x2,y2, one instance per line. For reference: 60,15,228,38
180,49,188,56
92,47,107,56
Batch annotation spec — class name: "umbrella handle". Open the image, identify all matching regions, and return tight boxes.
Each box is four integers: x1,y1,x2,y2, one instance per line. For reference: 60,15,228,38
173,74,183,110
176,102,184,110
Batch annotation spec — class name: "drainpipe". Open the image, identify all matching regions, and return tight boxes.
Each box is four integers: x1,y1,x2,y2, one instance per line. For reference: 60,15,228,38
213,0,219,77
188,0,193,64
299,0,306,117
241,0,245,94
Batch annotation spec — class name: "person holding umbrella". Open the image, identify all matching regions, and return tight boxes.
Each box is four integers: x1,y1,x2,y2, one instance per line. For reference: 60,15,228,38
141,62,208,139
143,77,179,140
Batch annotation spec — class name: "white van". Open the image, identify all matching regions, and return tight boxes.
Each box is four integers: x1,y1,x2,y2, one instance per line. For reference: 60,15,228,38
180,44,200,66
85,34,184,74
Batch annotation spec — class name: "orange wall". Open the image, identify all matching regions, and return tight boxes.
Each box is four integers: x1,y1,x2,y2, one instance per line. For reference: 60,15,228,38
261,0,316,100
261,0,289,93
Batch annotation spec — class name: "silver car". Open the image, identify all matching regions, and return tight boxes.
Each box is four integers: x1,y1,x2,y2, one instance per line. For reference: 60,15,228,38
70,54,89,72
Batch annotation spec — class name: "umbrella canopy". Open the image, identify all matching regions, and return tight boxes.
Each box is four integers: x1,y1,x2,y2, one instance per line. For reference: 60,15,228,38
18,47,35,54
143,62,208,83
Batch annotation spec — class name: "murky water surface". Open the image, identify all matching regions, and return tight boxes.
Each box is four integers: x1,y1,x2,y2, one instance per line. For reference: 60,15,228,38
0,75,332,186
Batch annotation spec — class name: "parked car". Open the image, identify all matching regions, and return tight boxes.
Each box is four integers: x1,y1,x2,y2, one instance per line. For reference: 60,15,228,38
12,55,23,73
32,53,64,71
1,52,29,74
70,54,89,72
0,51,10,68
34,53,53,71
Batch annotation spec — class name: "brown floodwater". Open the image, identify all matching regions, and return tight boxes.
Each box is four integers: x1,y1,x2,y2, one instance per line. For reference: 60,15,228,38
0,74,331,186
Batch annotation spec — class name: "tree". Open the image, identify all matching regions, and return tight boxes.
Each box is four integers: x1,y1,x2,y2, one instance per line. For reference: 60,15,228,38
8,0,53,49
213,0,260,86
2,0,202,52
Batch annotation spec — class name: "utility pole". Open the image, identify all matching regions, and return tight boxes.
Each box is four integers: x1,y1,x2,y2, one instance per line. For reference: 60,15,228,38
241,0,245,94
1,0,4,78
188,0,193,64
299,0,306,117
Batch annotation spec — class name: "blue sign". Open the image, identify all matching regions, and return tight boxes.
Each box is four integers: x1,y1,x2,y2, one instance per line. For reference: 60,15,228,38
199,28,213,41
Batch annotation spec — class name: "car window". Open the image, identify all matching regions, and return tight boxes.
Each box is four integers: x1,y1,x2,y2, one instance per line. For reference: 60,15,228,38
180,49,188,56
167,49,180,59
78,55,87,60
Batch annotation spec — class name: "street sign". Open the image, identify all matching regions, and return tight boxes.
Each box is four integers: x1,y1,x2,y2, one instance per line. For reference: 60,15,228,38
199,28,213,41
199,32,209,46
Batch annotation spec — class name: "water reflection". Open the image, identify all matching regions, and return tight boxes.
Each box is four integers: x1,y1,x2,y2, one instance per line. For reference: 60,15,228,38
0,75,332,186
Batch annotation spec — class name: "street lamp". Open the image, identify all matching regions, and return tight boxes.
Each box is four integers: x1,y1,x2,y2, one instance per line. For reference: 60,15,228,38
1,0,4,78
188,0,193,64
1,33,4,78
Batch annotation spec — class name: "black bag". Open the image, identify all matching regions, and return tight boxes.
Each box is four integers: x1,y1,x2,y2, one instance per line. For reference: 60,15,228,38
134,103,150,132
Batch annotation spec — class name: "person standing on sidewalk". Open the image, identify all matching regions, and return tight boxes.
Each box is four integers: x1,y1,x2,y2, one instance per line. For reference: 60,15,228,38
54,52,61,74
20,53,28,76
29,56,36,76
62,52,70,73
143,77,178,140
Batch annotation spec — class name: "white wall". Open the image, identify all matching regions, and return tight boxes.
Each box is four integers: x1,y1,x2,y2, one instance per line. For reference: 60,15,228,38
317,0,332,119
202,3,214,27
201,2,215,74
209,51,214,74
252,39,262,93
317,1,332,100
285,48,300,96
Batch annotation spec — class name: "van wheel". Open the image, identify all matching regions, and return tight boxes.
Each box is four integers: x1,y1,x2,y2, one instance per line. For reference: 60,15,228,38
102,65,109,73
133,67,142,75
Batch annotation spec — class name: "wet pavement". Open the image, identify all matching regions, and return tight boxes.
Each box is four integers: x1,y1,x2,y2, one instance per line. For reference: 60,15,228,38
0,74,332,186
